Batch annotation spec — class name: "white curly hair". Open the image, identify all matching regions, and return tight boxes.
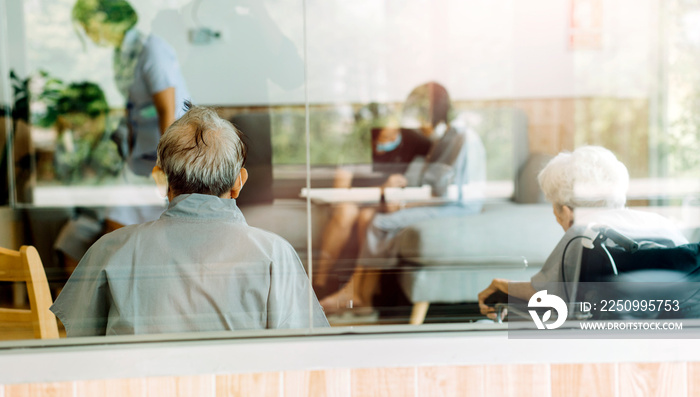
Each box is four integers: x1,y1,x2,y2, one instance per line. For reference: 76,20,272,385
537,146,629,209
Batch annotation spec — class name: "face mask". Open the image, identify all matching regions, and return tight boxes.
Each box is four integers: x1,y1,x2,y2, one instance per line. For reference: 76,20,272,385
376,132,402,153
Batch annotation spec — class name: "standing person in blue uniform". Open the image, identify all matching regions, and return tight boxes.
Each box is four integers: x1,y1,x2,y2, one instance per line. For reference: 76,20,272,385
72,0,191,227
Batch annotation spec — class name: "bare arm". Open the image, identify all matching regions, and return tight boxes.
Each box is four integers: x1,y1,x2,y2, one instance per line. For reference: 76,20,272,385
477,278,537,320
152,87,176,136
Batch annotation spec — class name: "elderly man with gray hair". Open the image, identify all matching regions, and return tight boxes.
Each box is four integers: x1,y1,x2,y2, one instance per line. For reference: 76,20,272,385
478,146,688,318
52,103,328,336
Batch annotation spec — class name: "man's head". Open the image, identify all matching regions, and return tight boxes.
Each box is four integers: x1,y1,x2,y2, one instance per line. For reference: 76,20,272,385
538,146,629,231
156,103,248,200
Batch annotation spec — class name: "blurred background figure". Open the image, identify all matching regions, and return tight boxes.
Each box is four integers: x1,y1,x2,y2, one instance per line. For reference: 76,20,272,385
312,86,437,294
72,0,191,228
316,81,486,316
52,82,121,277
53,82,122,183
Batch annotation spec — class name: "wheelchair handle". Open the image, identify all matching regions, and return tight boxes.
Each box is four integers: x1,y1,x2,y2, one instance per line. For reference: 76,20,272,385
599,226,639,253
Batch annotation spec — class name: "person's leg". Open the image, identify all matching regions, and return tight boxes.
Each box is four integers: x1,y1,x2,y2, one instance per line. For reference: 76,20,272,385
356,207,376,248
319,266,371,314
321,205,476,313
357,267,382,307
319,207,378,313
314,202,360,289
354,207,380,304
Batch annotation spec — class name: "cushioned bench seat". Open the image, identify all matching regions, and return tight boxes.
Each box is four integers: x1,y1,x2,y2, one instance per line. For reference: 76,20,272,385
394,200,564,323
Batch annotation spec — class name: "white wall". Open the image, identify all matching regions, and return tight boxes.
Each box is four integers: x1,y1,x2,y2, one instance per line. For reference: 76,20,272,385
11,0,654,107
21,0,119,105
0,0,28,107
305,0,654,103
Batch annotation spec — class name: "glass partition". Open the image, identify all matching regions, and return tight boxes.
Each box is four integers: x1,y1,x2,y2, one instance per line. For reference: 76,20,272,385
0,0,322,340
1,0,700,344
303,0,700,328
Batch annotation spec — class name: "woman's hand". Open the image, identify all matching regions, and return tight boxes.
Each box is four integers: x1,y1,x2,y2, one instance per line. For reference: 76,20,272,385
382,174,407,189
477,279,507,320
478,279,537,320
333,168,353,188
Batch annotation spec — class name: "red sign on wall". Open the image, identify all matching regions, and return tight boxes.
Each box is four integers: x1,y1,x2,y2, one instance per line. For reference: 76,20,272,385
569,0,603,50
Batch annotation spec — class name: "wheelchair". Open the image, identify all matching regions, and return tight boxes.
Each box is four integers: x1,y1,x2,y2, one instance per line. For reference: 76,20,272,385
492,224,700,323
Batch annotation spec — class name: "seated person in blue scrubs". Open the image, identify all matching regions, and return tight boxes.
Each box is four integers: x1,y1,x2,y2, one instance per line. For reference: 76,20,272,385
319,82,487,314
313,125,432,292
312,84,440,295
51,103,329,336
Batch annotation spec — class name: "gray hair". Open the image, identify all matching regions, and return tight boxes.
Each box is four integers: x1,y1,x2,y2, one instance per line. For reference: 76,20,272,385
537,146,629,209
157,103,247,197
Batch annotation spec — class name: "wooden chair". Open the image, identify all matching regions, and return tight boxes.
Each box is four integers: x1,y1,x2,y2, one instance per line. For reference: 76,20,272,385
0,246,59,339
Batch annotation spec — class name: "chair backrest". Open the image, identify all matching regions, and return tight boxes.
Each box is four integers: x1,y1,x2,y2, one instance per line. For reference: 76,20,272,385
0,245,59,339
572,241,700,319
230,112,274,206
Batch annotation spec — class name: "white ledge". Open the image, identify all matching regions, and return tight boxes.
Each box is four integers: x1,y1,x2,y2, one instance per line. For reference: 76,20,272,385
2,324,700,384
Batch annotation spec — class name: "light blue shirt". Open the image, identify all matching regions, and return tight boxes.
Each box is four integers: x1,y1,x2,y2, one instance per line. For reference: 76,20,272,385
121,32,190,176
51,194,328,336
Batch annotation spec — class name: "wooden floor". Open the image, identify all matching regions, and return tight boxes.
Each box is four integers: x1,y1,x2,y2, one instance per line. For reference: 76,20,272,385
0,362,694,396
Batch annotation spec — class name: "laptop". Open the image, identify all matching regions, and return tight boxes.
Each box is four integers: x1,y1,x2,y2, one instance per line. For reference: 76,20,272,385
371,127,431,179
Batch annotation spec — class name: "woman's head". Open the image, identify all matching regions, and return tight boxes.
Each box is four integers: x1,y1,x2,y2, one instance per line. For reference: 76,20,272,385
538,146,629,229
73,0,138,47
401,81,452,134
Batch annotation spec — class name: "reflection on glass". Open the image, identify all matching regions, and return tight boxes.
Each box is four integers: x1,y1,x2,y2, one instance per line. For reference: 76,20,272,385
2,0,700,344
313,82,487,323
52,82,122,184
50,82,122,276
72,0,190,233
1,0,313,341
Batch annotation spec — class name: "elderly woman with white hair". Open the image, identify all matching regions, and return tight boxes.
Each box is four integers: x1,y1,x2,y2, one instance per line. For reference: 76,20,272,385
478,146,688,318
